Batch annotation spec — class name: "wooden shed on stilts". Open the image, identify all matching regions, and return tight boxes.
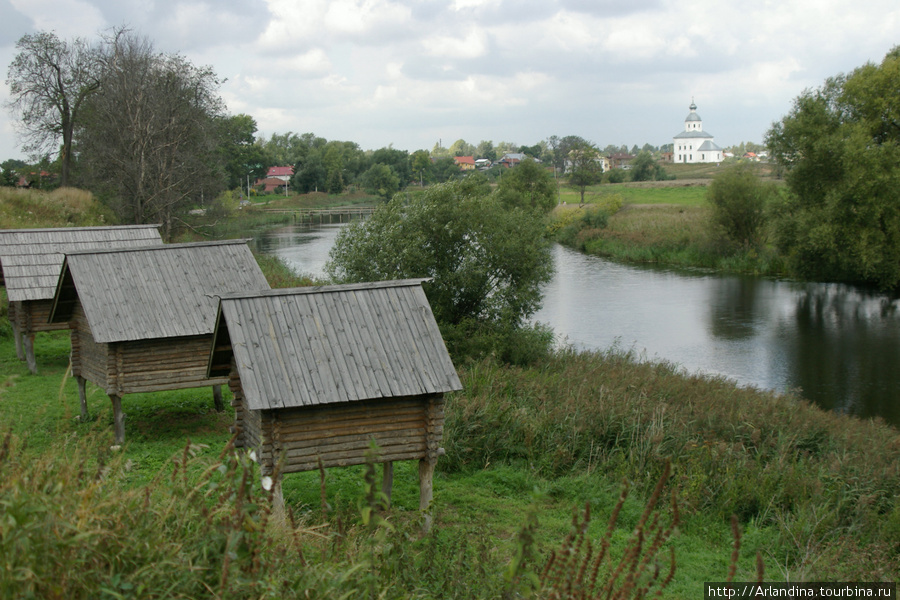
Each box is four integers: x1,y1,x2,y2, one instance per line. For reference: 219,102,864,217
0,225,163,373
48,240,270,443
206,280,462,526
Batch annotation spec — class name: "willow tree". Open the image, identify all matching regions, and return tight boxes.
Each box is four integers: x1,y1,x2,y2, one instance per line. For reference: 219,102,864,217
5,31,101,186
767,46,900,288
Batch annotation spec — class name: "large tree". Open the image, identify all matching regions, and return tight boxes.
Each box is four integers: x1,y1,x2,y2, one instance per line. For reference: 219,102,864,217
76,30,225,236
767,47,900,288
327,179,553,335
5,31,101,186
495,157,556,212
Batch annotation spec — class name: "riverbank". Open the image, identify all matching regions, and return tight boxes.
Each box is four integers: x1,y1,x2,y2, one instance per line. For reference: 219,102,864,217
2,187,898,595
552,175,787,277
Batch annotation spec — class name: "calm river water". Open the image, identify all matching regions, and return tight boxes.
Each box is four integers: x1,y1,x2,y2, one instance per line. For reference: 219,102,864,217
253,223,900,428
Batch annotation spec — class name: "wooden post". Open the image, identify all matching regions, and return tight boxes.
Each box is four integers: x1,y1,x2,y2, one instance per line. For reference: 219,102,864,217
77,376,89,421
110,395,125,445
419,458,436,531
23,333,37,375
271,474,286,523
212,385,224,412
382,461,394,506
13,326,24,361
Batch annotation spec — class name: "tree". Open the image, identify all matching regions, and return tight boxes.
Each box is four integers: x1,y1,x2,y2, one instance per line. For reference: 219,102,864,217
76,30,225,236
628,150,656,182
217,114,268,191
370,146,411,188
409,150,432,186
567,139,603,203
431,156,460,183
495,157,556,212
292,150,326,193
448,139,475,157
476,140,496,162
327,179,553,334
362,163,399,201
5,31,101,186
1,159,26,187
707,163,774,248
766,47,900,288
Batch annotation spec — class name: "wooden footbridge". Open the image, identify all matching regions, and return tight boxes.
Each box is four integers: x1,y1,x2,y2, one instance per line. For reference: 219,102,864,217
262,206,375,224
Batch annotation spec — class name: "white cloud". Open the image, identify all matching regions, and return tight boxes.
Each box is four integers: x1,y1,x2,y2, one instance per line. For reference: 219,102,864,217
9,0,106,36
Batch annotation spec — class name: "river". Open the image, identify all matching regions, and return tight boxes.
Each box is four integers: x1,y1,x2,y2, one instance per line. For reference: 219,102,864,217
253,222,900,428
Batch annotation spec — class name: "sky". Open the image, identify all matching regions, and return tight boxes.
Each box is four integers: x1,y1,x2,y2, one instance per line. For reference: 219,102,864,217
1,0,899,163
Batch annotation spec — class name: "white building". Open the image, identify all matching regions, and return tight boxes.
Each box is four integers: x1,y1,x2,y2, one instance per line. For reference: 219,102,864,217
673,100,723,164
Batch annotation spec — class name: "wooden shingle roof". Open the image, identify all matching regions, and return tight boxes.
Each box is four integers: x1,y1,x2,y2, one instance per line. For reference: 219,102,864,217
50,240,270,343
208,279,462,410
0,225,163,302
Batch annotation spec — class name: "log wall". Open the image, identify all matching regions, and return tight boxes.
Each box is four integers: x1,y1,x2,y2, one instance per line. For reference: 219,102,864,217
69,296,227,396
239,394,445,475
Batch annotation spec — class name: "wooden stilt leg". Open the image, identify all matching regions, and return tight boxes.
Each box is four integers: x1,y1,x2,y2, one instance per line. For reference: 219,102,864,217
271,475,286,523
24,334,36,374
77,376,89,421
212,385,224,412
419,458,436,531
382,461,394,507
110,395,125,445
13,327,24,361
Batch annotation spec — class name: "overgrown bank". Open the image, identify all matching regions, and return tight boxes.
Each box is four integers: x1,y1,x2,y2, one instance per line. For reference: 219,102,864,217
2,187,899,596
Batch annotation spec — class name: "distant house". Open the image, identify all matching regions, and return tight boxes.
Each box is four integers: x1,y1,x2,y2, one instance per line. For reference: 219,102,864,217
498,153,527,168
609,153,635,169
255,166,293,192
673,100,723,163
207,279,462,520
454,156,476,170
48,240,270,443
0,225,163,374
475,158,492,169
743,152,759,161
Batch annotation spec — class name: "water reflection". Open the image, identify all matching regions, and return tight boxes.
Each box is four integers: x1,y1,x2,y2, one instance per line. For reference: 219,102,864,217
776,285,900,424
259,225,900,427
534,244,900,427
252,223,347,278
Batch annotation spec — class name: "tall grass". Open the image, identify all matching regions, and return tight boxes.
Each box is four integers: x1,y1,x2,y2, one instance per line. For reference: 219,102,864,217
442,349,900,579
0,187,115,228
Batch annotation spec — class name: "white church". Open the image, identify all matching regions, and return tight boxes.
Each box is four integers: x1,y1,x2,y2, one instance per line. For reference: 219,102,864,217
673,100,723,163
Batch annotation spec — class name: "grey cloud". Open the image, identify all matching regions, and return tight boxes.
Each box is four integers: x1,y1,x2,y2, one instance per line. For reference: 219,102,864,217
0,1,36,46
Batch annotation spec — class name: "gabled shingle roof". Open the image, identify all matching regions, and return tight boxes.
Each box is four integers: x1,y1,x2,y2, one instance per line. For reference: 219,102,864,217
209,279,462,410
50,240,270,343
0,225,163,302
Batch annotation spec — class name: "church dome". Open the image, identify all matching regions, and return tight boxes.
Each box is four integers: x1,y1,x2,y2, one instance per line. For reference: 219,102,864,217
685,100,701,121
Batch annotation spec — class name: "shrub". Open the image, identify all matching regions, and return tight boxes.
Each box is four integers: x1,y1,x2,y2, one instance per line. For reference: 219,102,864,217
707,163,776,249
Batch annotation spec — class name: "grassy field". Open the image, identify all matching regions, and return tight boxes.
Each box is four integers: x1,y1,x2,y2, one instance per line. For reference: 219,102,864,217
552,163,788,277
2,187,898,597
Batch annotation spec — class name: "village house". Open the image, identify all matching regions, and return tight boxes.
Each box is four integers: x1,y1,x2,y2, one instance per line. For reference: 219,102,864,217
453,156,476,170
255,166,294,193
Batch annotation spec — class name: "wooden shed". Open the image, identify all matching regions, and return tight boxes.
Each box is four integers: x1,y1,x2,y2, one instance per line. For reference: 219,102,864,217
48,239,270,443
206,279,462,515
0,225,163,373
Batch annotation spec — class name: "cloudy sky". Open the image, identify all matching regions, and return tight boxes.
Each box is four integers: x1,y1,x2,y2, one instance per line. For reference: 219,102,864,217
1,0,899,163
